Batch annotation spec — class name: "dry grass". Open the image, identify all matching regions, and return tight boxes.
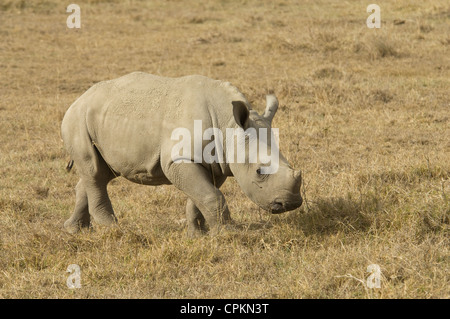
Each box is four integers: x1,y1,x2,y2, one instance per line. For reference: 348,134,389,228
0,0,449,298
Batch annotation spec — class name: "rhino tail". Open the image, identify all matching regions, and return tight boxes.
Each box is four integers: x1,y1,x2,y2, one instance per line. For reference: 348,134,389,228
66,159,74,172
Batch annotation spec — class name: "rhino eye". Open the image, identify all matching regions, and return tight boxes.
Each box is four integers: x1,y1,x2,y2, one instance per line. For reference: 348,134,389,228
256,168,269,180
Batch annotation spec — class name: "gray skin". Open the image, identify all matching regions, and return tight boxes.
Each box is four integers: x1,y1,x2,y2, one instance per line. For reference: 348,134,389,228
61,72,302,236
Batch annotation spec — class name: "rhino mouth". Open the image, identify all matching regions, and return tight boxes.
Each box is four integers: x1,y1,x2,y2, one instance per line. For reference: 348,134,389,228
270,198,303,214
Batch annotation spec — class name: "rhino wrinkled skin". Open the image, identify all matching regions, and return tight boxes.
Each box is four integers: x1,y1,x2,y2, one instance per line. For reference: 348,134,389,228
61,72,302,236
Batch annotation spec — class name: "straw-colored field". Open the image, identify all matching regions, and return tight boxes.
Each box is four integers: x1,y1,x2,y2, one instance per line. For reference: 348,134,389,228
0,0,448,298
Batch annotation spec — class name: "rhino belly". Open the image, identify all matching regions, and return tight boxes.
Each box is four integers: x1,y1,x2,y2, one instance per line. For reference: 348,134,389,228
90,110,170,186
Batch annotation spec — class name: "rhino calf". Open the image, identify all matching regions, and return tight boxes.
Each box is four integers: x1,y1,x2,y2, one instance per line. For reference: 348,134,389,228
61,72,302,235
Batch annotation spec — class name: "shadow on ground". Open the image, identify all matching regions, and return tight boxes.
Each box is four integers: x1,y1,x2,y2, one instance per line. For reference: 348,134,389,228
226,193,380,238
282,194,380,236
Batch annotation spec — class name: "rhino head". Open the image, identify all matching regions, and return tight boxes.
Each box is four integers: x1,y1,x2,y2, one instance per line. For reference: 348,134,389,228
227,95,303,214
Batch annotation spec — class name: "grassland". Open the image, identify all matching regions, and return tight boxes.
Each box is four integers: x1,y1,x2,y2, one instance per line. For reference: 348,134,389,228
0,0,448,298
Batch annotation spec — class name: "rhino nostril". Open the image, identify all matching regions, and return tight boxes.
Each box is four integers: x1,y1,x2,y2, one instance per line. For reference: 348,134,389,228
274,201,283,207
271,201,284,213
271,197,303,214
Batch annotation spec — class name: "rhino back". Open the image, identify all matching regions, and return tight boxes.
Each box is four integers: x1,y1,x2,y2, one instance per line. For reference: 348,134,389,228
76,72,247,184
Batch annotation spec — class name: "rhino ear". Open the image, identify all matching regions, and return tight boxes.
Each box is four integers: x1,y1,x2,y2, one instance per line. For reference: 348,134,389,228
263,94,279,124
232,101,250,129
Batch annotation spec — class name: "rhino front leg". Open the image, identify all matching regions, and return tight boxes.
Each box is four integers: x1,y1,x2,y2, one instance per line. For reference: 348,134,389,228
165,162,229,235
186,198,206,237
64,179,91,233
186,198,233,237
185,173,231,236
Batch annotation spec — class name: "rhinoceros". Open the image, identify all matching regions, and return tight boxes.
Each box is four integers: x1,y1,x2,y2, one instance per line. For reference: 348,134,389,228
61,72,302,235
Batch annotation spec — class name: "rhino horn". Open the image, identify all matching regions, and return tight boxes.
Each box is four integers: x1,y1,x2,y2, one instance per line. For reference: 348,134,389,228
263,94,279,124
293,169,302,189
294,169,302,181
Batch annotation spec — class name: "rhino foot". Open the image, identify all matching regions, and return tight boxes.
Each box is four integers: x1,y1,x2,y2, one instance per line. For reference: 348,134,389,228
64,217,91,234
187,227,206,238
91,212,118,226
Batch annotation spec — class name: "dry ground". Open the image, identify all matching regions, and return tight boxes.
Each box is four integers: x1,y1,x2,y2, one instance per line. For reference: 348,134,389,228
0,0,449,298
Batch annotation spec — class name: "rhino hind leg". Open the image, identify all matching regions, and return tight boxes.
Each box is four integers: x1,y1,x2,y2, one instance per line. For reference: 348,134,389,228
62,105,118,230
64,179,91,233
83,176,117,226
67,144,117,228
